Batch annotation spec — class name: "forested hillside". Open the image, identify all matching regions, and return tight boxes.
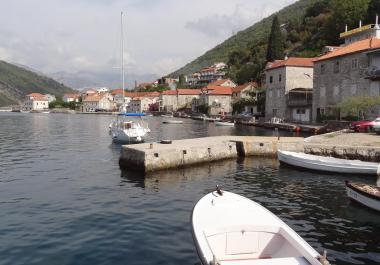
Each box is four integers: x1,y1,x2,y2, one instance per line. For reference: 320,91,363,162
171,0,378,85
0,60,74,106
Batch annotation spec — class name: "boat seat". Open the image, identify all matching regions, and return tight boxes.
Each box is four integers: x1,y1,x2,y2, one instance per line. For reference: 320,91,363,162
219,257,309,265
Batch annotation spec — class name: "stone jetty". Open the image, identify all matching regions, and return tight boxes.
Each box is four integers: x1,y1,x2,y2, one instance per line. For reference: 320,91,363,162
119,136,304,172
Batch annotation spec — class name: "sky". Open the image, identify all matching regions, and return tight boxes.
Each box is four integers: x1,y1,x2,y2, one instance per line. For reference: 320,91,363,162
0,0,297,76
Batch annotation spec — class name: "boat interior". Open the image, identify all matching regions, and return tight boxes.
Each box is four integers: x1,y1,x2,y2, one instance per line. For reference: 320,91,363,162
204,225,313,265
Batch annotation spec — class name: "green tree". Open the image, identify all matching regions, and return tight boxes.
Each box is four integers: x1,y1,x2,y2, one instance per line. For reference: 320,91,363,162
337,96,380,119
323,0,370,45
266,16,285,62
364,0,380,24
177,74,186,88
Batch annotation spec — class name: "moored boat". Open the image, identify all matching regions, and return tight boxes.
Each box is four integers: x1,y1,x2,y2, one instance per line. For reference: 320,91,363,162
278,150,379,175
109,113,150,144
215,121,235,126
162,120,183,124
192,187,329,265
346,181,380,211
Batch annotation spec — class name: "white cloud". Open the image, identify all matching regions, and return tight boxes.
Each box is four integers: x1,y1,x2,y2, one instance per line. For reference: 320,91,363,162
0,0,297,76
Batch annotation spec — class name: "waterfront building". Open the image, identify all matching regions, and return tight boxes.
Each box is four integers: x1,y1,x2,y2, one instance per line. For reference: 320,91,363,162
63,93,80,103
44,94,56,103
127,97,157,113
265,57,314,122
81,94,114,112
81,88,98,100
312,21,380,122
231,82,258,103
22,93,49,111
231,82,265,115
159,89,201,112
193,79,236,115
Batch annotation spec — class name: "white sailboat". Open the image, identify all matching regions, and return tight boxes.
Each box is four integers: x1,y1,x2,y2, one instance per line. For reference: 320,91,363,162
108,12,150,144
192,187,329,265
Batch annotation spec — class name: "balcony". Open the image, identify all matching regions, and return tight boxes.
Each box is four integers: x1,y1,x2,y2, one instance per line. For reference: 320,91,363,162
286,88,313,107
364,67,380,80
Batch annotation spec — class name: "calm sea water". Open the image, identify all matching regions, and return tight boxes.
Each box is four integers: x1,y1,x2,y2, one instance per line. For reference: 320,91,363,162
0,113,379,265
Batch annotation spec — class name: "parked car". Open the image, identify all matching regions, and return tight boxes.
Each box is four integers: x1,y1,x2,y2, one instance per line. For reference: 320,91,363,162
350,118,380,132
372,118,380,134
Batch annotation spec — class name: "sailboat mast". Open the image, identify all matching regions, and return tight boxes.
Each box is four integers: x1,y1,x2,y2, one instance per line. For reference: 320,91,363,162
121,11,125,110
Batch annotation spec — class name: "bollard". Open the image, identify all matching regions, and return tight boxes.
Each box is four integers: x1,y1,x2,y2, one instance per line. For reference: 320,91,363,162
275,128,280,140
150,143,153,149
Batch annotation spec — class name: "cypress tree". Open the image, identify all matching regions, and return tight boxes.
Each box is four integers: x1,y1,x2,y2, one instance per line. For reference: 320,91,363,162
266,16,285,62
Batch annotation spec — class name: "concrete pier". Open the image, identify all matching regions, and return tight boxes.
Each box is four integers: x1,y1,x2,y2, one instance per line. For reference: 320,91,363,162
119,136,304,172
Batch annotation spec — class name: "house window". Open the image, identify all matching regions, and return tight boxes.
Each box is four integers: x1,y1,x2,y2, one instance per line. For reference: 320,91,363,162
279,74,282,82
321,64,326,74
296,109,306,114
333,61,340,73
269,76,273,83
351,58,358,69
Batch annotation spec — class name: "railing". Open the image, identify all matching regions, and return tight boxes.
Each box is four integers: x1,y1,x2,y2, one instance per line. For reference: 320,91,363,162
286,98,312,107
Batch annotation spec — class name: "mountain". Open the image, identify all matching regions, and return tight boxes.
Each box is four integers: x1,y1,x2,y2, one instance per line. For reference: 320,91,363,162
49,71,158,90
0,60,74,106
170,0,320,77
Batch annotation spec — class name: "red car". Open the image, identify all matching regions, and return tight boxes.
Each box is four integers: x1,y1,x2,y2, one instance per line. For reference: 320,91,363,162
349,120,375,132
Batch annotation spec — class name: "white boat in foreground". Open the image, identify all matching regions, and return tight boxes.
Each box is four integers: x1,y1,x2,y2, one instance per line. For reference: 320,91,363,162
215,121,235,126
162,120,183,124
192,188,329,265
278,150,379,175
346,181,380,211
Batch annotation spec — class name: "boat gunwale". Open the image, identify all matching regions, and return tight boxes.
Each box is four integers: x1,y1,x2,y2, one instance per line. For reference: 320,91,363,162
346,182,380,201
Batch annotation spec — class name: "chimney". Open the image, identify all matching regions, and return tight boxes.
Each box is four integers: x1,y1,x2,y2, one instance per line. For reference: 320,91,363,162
345,24,348,32
359,20,362,28
284,55,288,60
376,15,380,38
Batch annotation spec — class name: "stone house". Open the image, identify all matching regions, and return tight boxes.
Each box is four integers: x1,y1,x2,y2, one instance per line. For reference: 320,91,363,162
159,89,201,112
265,57,314,122
81,95,113,112
63,93,80,103
312,23,380,122
127,97,158,113
22,93,49,111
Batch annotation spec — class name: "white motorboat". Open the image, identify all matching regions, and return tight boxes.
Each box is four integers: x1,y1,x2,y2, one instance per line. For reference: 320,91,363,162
215,121,235,126
162,120,183,124
278,150,380,175
346,181,380,211
192,187,328,265
109,114,150,144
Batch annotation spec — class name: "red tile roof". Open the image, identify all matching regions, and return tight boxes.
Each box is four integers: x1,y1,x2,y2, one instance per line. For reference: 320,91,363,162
63,93,80,98
266,57,315,70
27,93,44,97
209,79,232,86
162,89,201,95
111,90,159,97
206,86,233,95
83,95,103,102
315,37,380,62
232,82,258,93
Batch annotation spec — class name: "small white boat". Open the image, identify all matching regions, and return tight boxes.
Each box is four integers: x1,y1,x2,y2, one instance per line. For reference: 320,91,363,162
161,114,173,118
215,121,235,126
346,181,380,211
162,120,183,124
192,187,328,265
109,114,150,144
278,150,380,175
